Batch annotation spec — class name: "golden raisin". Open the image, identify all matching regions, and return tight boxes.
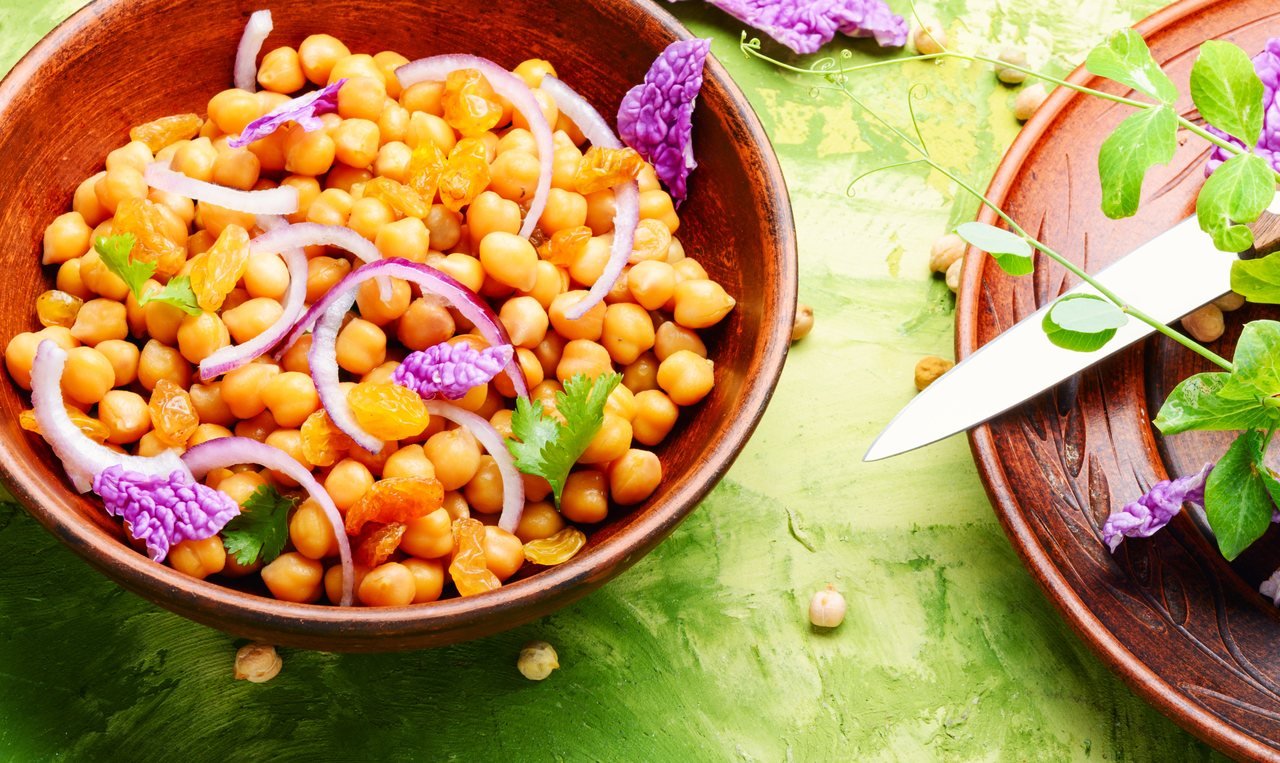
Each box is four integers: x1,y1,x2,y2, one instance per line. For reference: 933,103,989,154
523,527,587,566
629,219,672,263
575,146,645,195
362,176,430,218
300,409,353,467
438,139,491,213
347,382,432,441
449,517,500,596
20,406,110,443
130,113,203,152
148,378,200,446
442,69,503,137
113,198,186,277
36,290,84,328
346,476,445,534
353,522,408,567
189,224,251,311
406,140,447,203
538,226,591,267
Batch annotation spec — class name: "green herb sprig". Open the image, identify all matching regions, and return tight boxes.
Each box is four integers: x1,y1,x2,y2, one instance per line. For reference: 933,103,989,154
94,234,201,316
222,484,296,566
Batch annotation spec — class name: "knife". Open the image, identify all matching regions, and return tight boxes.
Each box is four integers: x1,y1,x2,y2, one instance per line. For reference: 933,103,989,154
863,196,1280,462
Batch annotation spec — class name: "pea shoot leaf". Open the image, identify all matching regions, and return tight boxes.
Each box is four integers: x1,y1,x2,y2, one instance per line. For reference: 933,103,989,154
1219,320,1280,400
1204,429,1276,560
1097,105,1178,219
221,485,295,566
1231,253,1280,304
1190,41,1265,147
1041,294,1128,352
95,233,202,315
507,372,622,506
1153,372,1280,434
1196,152,1276,252
1085,29,1178,105
954,221,1033,276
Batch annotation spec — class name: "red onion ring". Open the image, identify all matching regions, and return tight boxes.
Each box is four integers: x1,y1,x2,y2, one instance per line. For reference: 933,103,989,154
144,160,298,216
283,258,529,399
423,400,525,532
395,55,552,239
539,76,640,320
309,290,378,452
32,341,189,492
182,437,354,606
234,10,273,92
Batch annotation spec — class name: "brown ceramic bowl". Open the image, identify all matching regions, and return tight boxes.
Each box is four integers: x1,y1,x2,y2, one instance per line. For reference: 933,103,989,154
0,0,795,650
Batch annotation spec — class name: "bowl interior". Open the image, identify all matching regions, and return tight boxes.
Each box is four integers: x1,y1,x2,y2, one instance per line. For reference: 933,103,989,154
0,0,795,649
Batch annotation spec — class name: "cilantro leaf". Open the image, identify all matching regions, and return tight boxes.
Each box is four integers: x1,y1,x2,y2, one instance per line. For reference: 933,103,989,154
1085,29,1178,105
1097,105,1178,219
507,373,622,505
1153,372,1280,434
221,484,295,566
145,275,202,315
1204,429,1276,560
1219,320,1280,400
1190,41,1265,148
1196,152,1276,253
1041,294,1127,352
94,233,201,315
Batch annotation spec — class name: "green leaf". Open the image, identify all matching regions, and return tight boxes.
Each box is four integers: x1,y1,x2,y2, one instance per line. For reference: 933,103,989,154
1097,105,1178,219
1231,253,1280,304
1196,153,1276,252
954,221,1033,276
94,234,152,298
221,485,295,566
1153,372,1280,434
1085,29,1178,105
144,275,201,315
507,373,622,506
1041,294,1128,352
1204,429,1276,560
1219,320,1280,400
1190,40,1265,147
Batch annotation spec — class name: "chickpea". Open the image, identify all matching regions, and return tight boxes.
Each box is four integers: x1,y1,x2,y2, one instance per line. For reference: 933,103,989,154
497,128,537,155
217,470,267,504
105,140,153,174
6,333,42,389
93,166,147,214
518,260,567,309
401,558,445,603
638,189,679,233
324,563,371,604
463,455,506,514
306,256,351,304
372,142,411,184
207,88,261,135
375,216,430,260
93,339,139,387
210,146,261,191
654,321,706,362
435,253,485,292
98,390,151,444
68,298,126,347
401,507,453,559
533,333,567,380
324,458,375,511
174,311,229,364
275,175,320,224
290,498,339,560
338,76,388,121
74,173,110,227
358,562,416,607
354,277,412,326
396,297,455,351
346,435,398,476
424,427,482,490
467,191,521,249
171,137,218,183
238,253,288,302
606,384,638,422
187,382,233,427
220,297,283,344
493,347,544,398
335,318,387,375
482,526,525,581
298,34,350,84
672,279,735,329
333,119,380,168
792,303,815,342
399,80,444,115
517,641,560,681
656,350,714,406
609,449,662,505
257,45,306,93
560,470,608,524
42,211,91,265
626,260,676,311
579,413,633,464
1214,292,1246,312
79,249,131,301
946,260,964,294
382,444,436,481
329,53,385,86
1013,83,1049,121
221,360,280,418
514,501,564,543
601,303,656,365
1183,304,1225,343
552,145,584,191
347,197,394,241
186,422,231,448
476,232,538,292
633,389,678,445
539,188,589,235
61,346,115,406
169,536,227,579
136,431,172,457
548,290,605,341
264,428,312,485
928,233,966,274
556,339,612,382
234,410,278,442
197,200,256,238
262,552,324,603
373,51,410,98
286,130,337,176
57,259,93,301
488,150,541,204
148,189,196,227
498,296,549,348
262,371,321,428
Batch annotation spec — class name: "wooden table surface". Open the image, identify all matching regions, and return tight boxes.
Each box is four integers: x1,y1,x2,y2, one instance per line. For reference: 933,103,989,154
0,0,1229,759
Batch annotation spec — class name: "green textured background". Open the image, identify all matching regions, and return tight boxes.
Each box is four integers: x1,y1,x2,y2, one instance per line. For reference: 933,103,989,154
0,0,1229,760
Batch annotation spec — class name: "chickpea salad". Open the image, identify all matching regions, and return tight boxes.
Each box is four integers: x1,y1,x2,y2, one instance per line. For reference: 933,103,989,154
4,10,733,608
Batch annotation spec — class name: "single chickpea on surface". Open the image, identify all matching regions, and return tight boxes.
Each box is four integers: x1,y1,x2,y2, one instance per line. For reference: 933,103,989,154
1213,291,1246,312
996,47,1029,84
517,640,560,681
1183,304,1225,343
945,258,963,293
1014,83,1049,122
929,233,966,274
913,25,947,55
234,643,282,683
791,303,814,343
809,584,847,629
914,356,955,391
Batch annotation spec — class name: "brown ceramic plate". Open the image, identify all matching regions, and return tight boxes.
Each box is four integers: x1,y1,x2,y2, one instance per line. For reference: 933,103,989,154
0,0,796,651
959,0,1280,757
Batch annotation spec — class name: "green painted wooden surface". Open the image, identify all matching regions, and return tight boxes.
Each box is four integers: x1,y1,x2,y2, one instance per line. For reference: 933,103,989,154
0,0,1232,760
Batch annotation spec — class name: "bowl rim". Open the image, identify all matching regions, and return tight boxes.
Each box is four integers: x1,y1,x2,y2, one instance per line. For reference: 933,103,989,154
0,0,797,644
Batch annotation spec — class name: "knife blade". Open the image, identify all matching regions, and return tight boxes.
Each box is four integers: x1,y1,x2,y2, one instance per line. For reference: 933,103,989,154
863,196,1280,463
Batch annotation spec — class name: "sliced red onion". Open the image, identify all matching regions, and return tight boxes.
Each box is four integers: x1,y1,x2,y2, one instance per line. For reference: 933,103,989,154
309,292,380,453
32,341,189,492
182,436,354,606
198,245,307,380
424,400,525,532
234,10,273,92
396,55,552,239
283,258,529,398
145,160,298,216
540,76,640,320
253,221,391,300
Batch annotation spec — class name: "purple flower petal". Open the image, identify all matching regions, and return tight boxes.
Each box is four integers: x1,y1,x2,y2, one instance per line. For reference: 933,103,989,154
1206,38,1280,175
227,79,346,149
704,0,908,53
94,466,240,562
1262,567,1280,606
393,342,514,401
1101,463,1213,552
618,39,711,206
